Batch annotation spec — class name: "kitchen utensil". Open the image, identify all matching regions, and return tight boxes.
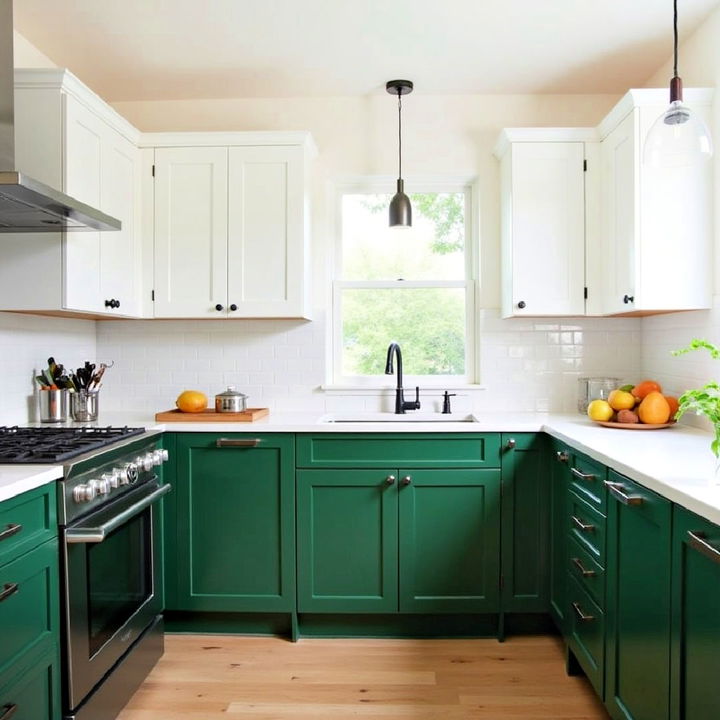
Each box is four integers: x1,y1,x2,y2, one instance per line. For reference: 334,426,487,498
577,376,620,413
215,386,248,413
70,390,99,422
39,388,68,423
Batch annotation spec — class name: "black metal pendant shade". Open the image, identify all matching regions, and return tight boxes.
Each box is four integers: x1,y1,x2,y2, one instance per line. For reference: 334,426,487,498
386,79,413,228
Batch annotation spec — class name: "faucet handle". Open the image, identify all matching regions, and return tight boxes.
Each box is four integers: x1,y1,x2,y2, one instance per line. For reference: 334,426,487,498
442,391,457,414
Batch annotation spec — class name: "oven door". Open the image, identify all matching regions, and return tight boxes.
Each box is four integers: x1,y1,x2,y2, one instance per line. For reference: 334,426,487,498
63,481,171,712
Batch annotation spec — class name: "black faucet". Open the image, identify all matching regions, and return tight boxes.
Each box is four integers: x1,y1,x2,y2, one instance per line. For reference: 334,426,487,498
385,342,421,414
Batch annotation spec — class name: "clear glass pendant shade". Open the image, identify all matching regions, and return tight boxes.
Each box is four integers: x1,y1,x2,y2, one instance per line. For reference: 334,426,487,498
644,100,714,168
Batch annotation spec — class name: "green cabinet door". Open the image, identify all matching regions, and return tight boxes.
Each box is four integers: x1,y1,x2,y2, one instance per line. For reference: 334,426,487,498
549,440,570,634
173,433,295,612
399,468,500,613
670,506,720,720
297,469,398,613
0,643,60,720
605,471,671,720
500,433,549,613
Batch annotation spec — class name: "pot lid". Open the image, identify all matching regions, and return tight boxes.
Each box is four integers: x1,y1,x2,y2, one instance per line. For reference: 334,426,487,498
216,385,247,399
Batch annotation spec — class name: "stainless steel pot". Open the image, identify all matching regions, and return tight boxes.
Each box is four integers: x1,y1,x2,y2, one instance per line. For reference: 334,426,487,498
215,386,248,413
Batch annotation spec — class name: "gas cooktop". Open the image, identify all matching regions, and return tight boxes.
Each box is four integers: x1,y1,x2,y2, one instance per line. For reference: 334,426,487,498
0,426,146,463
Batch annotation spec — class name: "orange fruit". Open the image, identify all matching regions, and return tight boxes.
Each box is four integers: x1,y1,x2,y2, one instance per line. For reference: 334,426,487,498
631,380,663,400
608,389,636,411
638,391,671,424
176,390,208,413
664,395,679,419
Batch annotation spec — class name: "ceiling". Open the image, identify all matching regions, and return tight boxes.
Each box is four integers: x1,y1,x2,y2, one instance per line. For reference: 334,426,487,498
13,0,720,101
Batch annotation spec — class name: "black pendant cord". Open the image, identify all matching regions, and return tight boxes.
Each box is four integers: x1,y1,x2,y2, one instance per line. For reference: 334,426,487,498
673,0,678,78
397,91,403,180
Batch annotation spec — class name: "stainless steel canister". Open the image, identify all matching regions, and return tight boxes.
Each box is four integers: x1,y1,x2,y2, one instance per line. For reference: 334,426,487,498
70,390,99,422
39,389,68,423
215,386,248,413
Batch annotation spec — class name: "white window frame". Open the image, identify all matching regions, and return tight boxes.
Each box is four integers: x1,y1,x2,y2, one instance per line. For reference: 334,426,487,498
330,176,478,388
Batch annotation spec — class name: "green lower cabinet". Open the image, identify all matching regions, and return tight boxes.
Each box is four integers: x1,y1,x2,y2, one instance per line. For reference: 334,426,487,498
399,468,500,613
605,471,671,720
297,466,500,614
500,433,549,613
172,433,296,612
671,506,720,720
297,469,398,613
0,642,60,720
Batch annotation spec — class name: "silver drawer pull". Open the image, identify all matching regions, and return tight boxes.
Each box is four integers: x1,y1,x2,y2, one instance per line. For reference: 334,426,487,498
572,557,596,577
571,467,596,481
688,531,720,565
0,583,19,603
572,515,595,532
216,438,261,448
572,601,595,622
0,524,21,543
0,704,18,720
605,480,644,506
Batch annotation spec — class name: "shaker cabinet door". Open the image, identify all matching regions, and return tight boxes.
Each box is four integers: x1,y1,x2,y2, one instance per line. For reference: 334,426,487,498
153,147,229,318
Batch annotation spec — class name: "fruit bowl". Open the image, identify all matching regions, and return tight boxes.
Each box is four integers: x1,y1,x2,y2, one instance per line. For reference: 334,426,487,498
594,420,676,430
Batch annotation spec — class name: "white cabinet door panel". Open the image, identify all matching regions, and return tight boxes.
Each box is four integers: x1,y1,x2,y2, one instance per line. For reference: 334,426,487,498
153,147,229,318
227,146,305,316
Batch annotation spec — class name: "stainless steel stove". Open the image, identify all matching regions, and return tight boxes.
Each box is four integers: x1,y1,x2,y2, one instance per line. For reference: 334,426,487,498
2,425,171,720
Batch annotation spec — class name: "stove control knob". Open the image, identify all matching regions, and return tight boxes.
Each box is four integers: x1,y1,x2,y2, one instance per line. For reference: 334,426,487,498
141,453,155,472
73,480,98,503
124,462,139,484
152,449,166,466
102,471,120,489
160,449,169,462
96,477,111,496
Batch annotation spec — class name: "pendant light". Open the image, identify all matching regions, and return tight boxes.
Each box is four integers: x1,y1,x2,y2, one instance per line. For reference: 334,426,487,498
643,0,713,167
386,79,413,227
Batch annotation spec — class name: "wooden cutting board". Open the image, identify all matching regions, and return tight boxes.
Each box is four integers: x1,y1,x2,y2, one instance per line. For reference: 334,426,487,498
155,408,269,422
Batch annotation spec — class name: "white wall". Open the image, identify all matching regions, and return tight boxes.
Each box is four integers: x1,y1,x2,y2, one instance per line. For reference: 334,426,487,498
640,5,720,428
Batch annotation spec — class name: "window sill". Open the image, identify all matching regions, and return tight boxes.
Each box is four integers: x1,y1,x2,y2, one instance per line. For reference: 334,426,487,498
320,384,487,396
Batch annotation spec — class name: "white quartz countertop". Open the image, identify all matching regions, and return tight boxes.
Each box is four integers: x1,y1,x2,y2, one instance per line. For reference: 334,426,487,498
4,411,720,526
0,465,63,503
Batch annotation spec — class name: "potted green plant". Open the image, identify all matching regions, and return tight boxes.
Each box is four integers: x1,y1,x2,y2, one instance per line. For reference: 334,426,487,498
672,340,720,460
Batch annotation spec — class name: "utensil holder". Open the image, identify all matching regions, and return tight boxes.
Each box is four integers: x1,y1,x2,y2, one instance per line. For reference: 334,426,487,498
39,389,68,423
70,390,99,422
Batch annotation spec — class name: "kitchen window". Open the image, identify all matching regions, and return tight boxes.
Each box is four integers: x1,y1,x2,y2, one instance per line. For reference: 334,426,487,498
332,180,476,386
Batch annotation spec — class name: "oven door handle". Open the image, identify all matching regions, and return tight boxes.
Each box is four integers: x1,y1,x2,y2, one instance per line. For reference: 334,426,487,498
66,484,172,544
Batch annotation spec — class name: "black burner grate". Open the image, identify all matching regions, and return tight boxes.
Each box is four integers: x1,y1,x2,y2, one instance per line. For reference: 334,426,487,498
0,426,146,463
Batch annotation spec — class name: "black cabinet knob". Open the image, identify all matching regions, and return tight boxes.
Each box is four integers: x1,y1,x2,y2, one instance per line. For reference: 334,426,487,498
517,300,526,309
623,295,634,305
115,299,120,309
104,299,120,309
229,304,238,312
215,304,224,312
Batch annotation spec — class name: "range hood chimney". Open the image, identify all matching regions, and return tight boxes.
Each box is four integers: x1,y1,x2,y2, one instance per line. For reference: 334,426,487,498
0,0,120,232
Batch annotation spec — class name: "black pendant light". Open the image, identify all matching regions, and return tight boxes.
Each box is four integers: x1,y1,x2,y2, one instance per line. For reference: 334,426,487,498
644,0,713,167
386,79,413,227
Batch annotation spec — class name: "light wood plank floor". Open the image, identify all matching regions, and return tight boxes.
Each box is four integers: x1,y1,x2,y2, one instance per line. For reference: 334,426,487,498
118,634,609,719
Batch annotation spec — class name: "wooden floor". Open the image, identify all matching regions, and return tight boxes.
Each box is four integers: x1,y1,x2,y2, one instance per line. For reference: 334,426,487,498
118,634,608,719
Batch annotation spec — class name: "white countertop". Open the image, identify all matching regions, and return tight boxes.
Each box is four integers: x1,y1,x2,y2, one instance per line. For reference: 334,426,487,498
4,411,720,526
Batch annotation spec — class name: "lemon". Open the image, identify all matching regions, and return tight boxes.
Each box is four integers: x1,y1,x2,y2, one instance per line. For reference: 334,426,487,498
587,399,614,422
608,389,635,411
176,390,208,413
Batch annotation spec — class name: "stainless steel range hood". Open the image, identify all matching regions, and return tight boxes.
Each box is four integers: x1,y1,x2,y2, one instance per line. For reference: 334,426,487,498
0,0,120,233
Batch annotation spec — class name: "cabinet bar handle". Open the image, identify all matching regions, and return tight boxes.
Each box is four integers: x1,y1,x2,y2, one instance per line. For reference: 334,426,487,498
0,523,21,542
572,602,595,622
605,480,644,506
571,467,596,481
688,531,720,565
0,704,17,720
571,515,595,532
216,438,262,448
0,583,18,603
572,557,596,577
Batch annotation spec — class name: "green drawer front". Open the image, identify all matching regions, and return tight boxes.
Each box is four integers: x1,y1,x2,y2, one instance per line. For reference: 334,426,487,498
568,573,605,698
0,641,59,720
0,484,56,568
297,434,501,469
567,535,605,609
0,539,58,679
569,451,607,514
568,492,606,566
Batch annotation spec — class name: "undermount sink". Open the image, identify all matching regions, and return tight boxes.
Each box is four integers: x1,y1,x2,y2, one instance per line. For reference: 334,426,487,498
319,413,479,423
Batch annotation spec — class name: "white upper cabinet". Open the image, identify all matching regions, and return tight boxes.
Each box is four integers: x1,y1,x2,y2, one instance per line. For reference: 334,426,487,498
598,90,713,316
150,133,313,319
495,132,592,318
0,70,143,317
